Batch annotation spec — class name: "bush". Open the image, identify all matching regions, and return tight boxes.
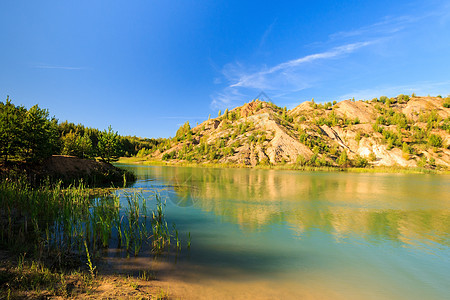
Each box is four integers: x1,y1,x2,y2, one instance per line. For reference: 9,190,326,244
296,155,306,166
428,134,443,147
353,155,368,168
397,94,410,103
444,98,450,108
337,150,350,167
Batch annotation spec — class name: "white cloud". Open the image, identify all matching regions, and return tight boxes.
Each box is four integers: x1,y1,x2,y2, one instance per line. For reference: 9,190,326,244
32,64,85,70
210,41,374,109
210,2,450,109
229,41,374,89
210,86,248,110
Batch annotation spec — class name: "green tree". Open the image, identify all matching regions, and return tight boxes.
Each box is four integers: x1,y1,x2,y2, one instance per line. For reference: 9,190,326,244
175,121,192,141
61,131,93,159
21,104,58,162
337,150,350,167
98,125,120,163
0,97,26,163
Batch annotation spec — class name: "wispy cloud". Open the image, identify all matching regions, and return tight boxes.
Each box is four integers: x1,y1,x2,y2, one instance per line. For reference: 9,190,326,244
210,2,450,110
210,86,248,110
328,15,417,42
32,64,85,70
210,41,375,109
258,20,276,49
230,41,374,89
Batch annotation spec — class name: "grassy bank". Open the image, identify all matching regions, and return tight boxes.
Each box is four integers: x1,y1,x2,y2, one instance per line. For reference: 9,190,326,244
0,175,185,299
117,156,449,175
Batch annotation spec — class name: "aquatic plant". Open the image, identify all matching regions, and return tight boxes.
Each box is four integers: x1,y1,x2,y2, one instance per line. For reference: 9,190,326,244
0,176,188,267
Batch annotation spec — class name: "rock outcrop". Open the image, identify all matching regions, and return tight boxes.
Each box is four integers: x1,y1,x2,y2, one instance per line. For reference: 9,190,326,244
149,96,450,169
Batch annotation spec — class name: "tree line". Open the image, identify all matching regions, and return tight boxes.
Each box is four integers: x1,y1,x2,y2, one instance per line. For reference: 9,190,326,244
0,96,161,164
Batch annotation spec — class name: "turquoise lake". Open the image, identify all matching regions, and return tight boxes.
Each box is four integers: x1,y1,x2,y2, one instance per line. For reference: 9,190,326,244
108,165,450,299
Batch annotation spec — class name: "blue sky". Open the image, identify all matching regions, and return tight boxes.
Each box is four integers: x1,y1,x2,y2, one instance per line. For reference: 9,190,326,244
1,0,449,138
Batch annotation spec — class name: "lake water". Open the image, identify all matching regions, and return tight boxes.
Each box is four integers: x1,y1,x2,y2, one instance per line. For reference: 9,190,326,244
109,165,450,299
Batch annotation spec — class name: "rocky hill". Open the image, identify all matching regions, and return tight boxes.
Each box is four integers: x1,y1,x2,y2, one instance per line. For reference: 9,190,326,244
142,95,450,169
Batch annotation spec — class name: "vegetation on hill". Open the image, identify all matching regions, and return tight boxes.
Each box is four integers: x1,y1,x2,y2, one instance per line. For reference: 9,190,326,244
132,94,450,170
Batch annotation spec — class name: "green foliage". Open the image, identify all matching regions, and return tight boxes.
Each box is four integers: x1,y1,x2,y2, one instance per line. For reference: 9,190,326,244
98,125,120,163
175,121,192,141
402,142,412,154
0,97,58,163
376,110,409,129
397,94,410,103
296,154,307,166
355,132,361,143
337,150,350,167
417,155,428,168
61,131,94,159
162,150,176,160
0,97,26,163
444,98,450,108
136,147,154,157
379,96,388,104
381,129,402,149
412,126,427,143
428,134,443,147
315,111,339,127
229,110,238,121
353,155,368,168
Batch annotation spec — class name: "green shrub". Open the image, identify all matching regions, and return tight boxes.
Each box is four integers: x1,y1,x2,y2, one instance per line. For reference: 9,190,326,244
353,155,368,168
428,134,443,147
443,98,450,108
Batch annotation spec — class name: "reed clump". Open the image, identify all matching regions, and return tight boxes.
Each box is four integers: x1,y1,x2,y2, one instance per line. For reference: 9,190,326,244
0,175,188,297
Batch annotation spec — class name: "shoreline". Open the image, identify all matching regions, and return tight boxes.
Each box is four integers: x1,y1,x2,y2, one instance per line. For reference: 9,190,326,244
116,157,449,175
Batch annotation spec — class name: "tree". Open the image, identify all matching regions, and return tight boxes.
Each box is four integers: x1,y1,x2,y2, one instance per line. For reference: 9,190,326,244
21,105,59,162
337,150,350,167
175,121,192,141
1,98,58,163
61,131,93,159
0,97,26,164
98,125,120,163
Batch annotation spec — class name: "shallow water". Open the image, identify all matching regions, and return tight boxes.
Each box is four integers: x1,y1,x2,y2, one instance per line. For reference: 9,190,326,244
109,165,450,299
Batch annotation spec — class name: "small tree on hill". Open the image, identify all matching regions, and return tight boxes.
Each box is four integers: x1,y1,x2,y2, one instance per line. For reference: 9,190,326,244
175,121,192,141
98,125,120,163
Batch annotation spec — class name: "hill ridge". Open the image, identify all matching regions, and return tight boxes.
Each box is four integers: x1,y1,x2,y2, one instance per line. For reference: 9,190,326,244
142,95,450,169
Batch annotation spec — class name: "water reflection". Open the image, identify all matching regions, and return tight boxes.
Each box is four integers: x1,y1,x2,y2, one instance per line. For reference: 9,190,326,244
124,165,450,247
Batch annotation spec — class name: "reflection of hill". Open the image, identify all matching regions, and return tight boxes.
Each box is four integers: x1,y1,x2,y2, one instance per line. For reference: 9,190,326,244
140,166,450,246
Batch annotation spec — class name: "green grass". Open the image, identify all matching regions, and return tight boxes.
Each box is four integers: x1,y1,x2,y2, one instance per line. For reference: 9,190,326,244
117,157,448,175
0,174,187,298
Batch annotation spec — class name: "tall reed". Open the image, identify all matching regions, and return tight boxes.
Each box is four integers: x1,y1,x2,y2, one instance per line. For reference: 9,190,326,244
0,176,188,266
